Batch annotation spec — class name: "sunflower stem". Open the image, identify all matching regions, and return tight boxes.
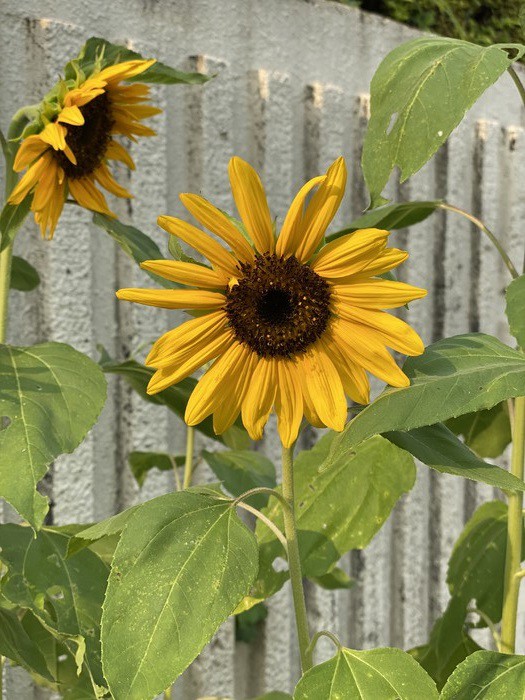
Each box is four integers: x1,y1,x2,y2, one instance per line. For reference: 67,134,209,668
508,65,525,111
281,443,312,673
0,240,13,343
182,426,195,489
501,395,525,654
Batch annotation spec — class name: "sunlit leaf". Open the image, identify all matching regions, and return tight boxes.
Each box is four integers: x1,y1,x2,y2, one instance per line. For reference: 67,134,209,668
440,651,525,699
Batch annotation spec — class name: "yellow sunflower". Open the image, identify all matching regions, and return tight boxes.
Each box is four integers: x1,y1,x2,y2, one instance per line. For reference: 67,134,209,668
117,157,427,447
8,59,161,239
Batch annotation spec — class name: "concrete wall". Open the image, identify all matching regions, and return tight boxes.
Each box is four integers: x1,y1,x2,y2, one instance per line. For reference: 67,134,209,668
1,0,525,697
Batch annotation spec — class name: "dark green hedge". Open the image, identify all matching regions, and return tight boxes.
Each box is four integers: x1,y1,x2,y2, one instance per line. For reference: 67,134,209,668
335,0,524,48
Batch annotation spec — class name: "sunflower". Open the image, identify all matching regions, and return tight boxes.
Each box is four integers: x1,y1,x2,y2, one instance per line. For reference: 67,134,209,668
8,59,161,238
117,157,427,447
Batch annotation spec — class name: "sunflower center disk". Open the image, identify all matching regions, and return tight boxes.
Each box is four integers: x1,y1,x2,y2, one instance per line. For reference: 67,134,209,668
226,253,331,358
55,92,114,178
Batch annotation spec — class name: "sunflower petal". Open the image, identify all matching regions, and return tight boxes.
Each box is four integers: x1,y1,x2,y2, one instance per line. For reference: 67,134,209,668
275,175,325,257
68,177,116,216
241,357,278,440
319,330,370,405
300,344,347,431
333,278,427,309
275,360,304,448
105,140,136,170
98,59,156,84
13,135,48,171
116,288,226,310
213,347,259,434
57,105,85,126
228,156,274,253
141,260,227,288
39,122,67,151
94,162,133,199
351,248,409,280
8,153,51,204
310,228,389,279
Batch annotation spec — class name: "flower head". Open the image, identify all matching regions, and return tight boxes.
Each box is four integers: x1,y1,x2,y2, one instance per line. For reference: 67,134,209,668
117,157,427,447
8,59,160,238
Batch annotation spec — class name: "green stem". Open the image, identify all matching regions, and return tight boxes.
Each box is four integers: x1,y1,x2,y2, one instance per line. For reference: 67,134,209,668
508,66,525,110
281,443,312,673
440,202,519,280
182,426,195,489
501,395,525,654
235,500,288,553
306,630,342,658
170,455,181,491
0,241,13,343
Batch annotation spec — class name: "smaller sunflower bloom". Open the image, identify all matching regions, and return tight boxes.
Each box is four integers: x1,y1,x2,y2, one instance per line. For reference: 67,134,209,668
8,59,161,238
117,157,427,447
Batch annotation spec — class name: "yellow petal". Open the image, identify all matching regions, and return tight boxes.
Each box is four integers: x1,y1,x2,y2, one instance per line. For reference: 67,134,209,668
39,122,67,151
63,146,77,165
334,304,424,356
146,311,227,366
275,360,304,448
64,83,106,108
31,159,60,210
351,248,408,280
13,135,48,171
147,329,235,392
105,140,135,170
295,157,347,262
241,357,278,441
116,287,226,310
310,228,389,279
157,215,240,277
33,175,66,240
8,152,51,204
57,105,85,126
333,279,427,310
331,318,410,388
180,193,255,263
298,371,324,428
185,342,247,425
228,156,274,253
299,343,347,432
68,177,116,216
275,175,325,258
213,348,259,434
98,59,156,84
94,163,133,199
141,260,228,288
319,331,370,405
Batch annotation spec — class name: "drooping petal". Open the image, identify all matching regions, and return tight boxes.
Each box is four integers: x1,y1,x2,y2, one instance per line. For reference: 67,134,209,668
34,174,66,239
68,177,116,217
39,122,67,151
105,140,136,170
332,278,427,309
13,135,48,171
157,215,240,277
8,153,52,204
275,360,304,448
275,175,325,258
94,162,133,199
310,228,389,279
140,260,228,288
299,342,347,431
180,193,255,262
116,288,226,310
241,357,278,440
31,159,61,210
213,347,259,434
228,156,274,253
294,157,347,262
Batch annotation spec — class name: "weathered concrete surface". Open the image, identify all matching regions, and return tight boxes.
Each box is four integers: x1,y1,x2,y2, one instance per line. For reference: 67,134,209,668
1,0,524,697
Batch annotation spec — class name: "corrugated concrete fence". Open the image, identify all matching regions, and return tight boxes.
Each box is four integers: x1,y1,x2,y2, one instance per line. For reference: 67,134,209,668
1,0,525,697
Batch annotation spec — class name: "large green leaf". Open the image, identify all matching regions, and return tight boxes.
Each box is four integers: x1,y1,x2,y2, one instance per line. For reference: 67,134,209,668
0,525,109,695
249,434,414,607
10,255,40,291
128,450,185,487
202,449,276,509
362,37,525,206
0,342,107,528
67,505,141,557
92,213,177,287
409,598,481,691
446,402,512,458
0,608,53,682
385,423,525,492
78,37,210,85
101,491,258,700
506,273,525,349
326,200,441,242
325,334,525,471
294,647,438,699
440,651,525,699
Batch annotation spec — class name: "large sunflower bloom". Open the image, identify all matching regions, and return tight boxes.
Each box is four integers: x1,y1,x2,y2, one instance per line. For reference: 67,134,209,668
8,59,161,238
117,157,427,447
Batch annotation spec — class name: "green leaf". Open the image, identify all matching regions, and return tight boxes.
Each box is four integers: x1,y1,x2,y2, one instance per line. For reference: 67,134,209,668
447,501,525,624
10,255,40,291
0,525,109,693
92,213,177,287
235,602,268,643
79,37,210,84
326,333,525,471
128,450,185,487
101,491,258,699
253,434,414,603
0,342,107,529
0,608,54,681
99,349,245,446
294,647,438,699
310,567,355,591
440,651,525,699
446,402,512,458
251,694,292,700
326,200,441,242
202,449,276,508
506,273,525,349
362,38,525,207
409,598,481,690
67,505,141,557
385,423,525,492
0,194,33,251
167,234,202,265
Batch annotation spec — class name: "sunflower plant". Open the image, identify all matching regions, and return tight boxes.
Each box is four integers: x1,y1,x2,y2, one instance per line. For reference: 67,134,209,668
1,28,525,700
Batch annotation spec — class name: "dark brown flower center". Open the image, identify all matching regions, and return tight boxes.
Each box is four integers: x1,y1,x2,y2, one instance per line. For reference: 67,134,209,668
225,253,331,357
54,92,114,178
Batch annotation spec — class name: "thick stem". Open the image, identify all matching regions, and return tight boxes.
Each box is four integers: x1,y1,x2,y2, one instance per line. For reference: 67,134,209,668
182,426,195,489
501,396,525,654
281,443,312,672
0,241,13,343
